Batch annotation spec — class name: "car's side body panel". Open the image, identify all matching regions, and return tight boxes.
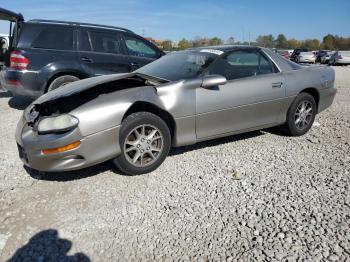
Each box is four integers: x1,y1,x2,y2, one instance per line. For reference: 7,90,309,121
195,72,286,139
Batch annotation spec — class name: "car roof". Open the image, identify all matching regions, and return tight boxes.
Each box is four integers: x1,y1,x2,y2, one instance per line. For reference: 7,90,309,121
189,45,260,53
27,19,134,34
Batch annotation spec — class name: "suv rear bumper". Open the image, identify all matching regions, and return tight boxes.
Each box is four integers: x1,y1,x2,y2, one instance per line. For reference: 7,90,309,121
1,69,44,97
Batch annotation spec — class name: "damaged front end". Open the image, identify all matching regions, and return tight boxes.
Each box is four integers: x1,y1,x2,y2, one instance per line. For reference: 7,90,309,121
16,73,167,172
24,73,166,131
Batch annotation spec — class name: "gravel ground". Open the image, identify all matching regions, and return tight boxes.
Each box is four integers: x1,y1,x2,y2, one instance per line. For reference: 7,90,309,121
0,66,349,261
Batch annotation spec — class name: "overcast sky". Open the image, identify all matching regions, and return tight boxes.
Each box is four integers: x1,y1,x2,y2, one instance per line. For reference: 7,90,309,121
1,0,349,41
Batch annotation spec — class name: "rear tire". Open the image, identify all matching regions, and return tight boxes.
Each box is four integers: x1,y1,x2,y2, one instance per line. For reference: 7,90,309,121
282,93,316,136
47,75,80,92
113,112,171,176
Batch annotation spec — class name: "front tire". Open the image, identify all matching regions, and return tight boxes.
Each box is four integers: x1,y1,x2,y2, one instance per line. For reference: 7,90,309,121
113,112,171,175
282,93,316,136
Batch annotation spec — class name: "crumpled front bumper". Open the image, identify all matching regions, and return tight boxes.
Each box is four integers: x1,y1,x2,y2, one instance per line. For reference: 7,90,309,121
15,115,121,172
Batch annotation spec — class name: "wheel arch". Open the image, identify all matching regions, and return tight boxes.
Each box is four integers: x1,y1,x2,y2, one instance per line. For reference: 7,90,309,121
299,87,320,113
45,71,88,93
122,101,176,143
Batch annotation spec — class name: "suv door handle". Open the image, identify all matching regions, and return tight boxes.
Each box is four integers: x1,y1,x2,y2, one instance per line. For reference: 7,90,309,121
272,82,283,88
81,57,93,63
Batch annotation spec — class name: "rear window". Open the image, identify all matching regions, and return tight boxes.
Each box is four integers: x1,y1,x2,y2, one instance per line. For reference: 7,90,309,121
79,30,123,54
339,51,350,56
285,59,302,70
31,27,73,51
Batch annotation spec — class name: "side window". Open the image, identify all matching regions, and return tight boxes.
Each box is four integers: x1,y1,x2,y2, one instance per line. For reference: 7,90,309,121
31,27,73,50
79,30,123,55
259,53,276,74
124,35,157,58
208,50,275,80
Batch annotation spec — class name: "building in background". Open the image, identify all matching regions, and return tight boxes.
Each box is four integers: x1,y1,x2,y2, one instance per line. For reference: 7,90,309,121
145,37,163,49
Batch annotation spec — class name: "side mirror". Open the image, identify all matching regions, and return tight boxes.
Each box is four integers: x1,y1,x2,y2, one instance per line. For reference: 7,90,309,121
201,75,227,88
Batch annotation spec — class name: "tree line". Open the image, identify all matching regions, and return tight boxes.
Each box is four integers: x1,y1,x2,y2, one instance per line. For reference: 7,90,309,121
162,34,350,51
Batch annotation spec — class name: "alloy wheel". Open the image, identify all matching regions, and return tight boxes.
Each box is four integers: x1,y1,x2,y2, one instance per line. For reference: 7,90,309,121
123,124,164,167
294,100,313,130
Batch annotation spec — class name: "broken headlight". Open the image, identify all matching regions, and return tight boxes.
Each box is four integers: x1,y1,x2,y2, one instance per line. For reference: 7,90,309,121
37,114,79,134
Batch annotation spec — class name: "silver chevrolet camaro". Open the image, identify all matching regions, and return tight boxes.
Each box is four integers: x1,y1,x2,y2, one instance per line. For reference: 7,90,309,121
16,46,336,175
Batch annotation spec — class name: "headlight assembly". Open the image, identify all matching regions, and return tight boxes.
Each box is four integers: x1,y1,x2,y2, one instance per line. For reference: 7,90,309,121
37,114,79,134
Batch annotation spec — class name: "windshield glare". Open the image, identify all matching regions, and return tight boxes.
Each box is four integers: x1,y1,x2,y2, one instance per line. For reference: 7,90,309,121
136,51,218,81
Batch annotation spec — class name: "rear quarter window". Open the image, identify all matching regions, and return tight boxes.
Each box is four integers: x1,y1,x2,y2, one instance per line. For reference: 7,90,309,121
31,27,73,51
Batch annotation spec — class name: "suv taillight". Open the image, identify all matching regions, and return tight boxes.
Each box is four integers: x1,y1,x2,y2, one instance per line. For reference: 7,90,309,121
10,51,29,70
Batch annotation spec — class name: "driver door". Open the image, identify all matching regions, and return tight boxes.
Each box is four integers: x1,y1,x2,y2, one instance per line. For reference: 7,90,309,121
196,49,286,140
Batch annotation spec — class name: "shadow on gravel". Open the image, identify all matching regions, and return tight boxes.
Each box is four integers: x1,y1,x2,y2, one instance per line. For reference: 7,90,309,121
8,95,33,110
262,126,286,137
8,229,90,262
26,130,277,181
170,130,264,156
25,161,119,182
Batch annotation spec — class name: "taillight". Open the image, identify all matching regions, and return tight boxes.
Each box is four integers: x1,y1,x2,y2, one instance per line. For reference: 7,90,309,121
338,55,343,59
10,51,29,70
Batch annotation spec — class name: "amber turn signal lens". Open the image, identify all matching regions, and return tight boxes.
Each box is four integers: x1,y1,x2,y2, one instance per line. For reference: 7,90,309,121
42,141,81,155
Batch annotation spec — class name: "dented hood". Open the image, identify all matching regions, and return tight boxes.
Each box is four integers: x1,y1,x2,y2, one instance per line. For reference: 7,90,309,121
34,72,167,105
34,73,133,105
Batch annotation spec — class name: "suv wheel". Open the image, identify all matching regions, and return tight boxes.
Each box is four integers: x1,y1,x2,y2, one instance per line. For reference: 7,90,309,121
113,112,171,176
282,93,316,136
47,75,80,92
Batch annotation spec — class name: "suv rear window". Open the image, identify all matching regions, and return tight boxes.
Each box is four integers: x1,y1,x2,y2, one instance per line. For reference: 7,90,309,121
31,27,73,50
79,30,123,54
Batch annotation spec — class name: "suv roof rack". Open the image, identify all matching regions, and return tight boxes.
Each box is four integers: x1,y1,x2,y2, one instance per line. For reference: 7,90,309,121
28,19,134,33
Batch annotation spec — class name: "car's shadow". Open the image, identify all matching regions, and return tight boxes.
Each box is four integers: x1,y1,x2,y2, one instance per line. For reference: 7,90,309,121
25,161,117,182
169,130,265,156
8,95,33,110
27,130,272,182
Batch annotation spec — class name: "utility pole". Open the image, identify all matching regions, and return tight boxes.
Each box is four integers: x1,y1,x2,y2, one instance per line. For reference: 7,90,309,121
242,27,245,44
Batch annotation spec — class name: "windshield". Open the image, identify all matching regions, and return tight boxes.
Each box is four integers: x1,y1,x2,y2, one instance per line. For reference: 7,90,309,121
136,50,219,81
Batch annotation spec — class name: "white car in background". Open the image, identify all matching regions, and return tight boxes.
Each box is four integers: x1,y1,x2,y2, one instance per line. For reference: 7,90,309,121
295,52,316,64
329,51,350,65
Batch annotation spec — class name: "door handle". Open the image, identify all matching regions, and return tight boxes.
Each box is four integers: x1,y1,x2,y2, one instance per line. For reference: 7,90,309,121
272,82,283,88
81,57,93,63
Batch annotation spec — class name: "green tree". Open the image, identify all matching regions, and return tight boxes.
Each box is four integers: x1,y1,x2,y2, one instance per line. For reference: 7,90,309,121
162,40,173,51
191,36,205,47
256,35,275,48
275,34,288,49
287,38,301,49
178,38,190,50
323,34,335,50
208,37,223,46
301,39,320,50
